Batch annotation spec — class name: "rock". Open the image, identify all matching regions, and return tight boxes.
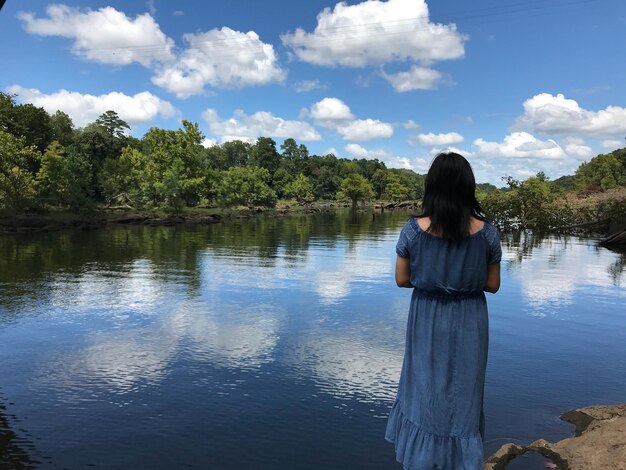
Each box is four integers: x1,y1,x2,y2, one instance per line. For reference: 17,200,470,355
484,404,626,470
109,214,149,224
484,443,525,470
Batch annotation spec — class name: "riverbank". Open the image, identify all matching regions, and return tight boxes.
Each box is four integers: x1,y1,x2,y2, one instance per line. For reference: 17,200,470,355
0,200,423,234
1,191,623,240
484,404,626,469
0,203,336,234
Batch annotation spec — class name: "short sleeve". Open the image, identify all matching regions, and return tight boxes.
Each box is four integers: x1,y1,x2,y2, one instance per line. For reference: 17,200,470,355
396,220,416,258
485,223,502,265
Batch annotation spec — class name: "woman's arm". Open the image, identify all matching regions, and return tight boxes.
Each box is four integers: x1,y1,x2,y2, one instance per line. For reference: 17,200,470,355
484,263,501,293
395,256,413,288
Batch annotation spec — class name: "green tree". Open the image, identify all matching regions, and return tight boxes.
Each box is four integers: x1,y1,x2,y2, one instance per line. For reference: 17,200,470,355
272,166,293,198
284,173,314,203
249,137,280,176
0,131,40,210
49,110,75,147
99,146,146,206
0,93,16,134
218,166,277,208
222,140,251,167
384,178,411,201
95,110,130,138
338,172,374,209
355,158,386,180
143,120,207,211
36,141,93,210
280,138,309,162
393,169,424,200
371,169,389,199
74,119,129,199
0,97,53,156
575,151,626,190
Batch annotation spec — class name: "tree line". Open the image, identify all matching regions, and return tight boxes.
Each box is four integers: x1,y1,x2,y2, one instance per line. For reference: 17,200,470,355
0,93,424,213
479,147,626,229
1,92,624,226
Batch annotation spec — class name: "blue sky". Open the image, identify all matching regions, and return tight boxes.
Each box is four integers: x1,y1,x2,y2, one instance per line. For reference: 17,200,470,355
1,0,625,184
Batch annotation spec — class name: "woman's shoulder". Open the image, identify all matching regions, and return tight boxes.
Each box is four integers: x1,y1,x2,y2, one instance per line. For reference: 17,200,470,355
479,219,500,243
401,217,420,237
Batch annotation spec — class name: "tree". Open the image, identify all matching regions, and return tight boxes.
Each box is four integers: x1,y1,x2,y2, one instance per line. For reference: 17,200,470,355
355,158,385,180
222,140,251,167
272,166,293,198
0,92,17,134
95,110,130,138
36,141,93,211
281,138,309,162
338,173,374,209
0,95,53,156
218,166,277,208
249,137,280,176
371,169,389,199
74,122,128,200
142,120,207,210
280,138,299,159
384,179,411,201
49,111,75,147
0,131,39,210
99,146,146,206
575,151,626,190
284,173,314,203
392,169,424,200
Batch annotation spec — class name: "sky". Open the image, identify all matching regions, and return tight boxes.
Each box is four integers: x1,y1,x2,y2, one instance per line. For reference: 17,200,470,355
1,0,625,184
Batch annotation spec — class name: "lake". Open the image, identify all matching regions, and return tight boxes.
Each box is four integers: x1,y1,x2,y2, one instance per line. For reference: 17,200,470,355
1,210,624,469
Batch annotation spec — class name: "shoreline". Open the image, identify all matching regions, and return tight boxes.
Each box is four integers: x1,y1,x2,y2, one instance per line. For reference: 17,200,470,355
484,404,626,470
0,201,422,234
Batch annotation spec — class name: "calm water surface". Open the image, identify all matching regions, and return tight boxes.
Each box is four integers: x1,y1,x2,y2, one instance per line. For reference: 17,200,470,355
0,210,624,469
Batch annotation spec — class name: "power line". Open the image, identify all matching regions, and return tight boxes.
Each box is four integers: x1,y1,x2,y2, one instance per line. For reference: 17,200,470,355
59,0,602,61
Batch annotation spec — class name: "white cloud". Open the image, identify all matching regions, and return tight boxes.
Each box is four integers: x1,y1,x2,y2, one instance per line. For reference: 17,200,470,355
308,97,354,126
202,108,321,143
307,98,392,140
473,132,567,160
337,119,393,141
7,85,177,128
18,4,174,66
324,147,341,157
601,139,624,149
564,142,593,159
515,93,626,137
281,0,466,67
382,65,443,92
344,143,391,159
416,131,464,146
344,143,419,170
201,138,218,148
293,79,326,93
173,10,184,16
152,28,285,98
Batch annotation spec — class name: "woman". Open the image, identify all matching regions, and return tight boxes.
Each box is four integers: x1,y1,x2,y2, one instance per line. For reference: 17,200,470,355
385,152,501,470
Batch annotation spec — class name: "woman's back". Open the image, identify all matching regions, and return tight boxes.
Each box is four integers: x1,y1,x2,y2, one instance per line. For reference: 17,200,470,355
396,217,501,296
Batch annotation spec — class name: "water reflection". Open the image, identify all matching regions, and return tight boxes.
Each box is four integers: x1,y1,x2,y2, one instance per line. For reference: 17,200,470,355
39,300,282,399
298,333,403,403
501,232,625,315
0,398,40,468
0,212,625,468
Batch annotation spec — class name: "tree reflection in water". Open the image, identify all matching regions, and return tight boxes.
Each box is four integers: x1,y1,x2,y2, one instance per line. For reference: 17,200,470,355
0,399,40,468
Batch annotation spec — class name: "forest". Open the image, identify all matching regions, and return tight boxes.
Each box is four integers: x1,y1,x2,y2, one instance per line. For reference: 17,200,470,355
1,92,625,230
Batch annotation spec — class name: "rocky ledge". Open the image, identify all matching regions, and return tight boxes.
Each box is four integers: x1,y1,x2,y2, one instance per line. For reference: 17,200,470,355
485,404,626,470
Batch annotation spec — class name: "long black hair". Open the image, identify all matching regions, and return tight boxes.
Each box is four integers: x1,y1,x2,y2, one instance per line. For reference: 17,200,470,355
420,152,485,241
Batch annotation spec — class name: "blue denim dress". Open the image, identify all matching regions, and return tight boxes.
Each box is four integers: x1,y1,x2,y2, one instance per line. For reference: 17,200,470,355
385,218,502,470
